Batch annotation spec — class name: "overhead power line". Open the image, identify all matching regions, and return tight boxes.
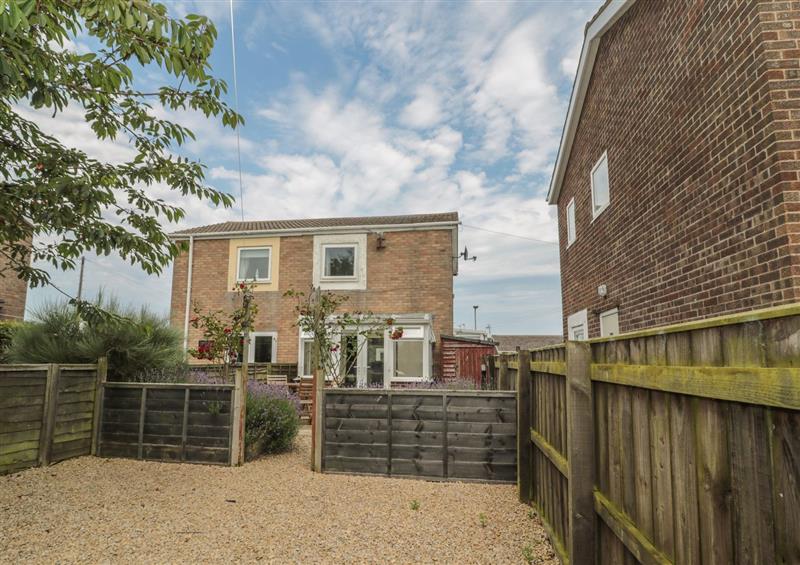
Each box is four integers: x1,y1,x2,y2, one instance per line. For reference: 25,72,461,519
229,0,245,221
461,223,558,245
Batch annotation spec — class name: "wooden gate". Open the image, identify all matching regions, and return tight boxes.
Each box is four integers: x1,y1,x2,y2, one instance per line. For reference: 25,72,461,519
321,389,516,482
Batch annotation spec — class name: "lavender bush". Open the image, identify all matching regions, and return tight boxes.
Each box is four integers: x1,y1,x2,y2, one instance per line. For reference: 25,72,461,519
190,372,301,460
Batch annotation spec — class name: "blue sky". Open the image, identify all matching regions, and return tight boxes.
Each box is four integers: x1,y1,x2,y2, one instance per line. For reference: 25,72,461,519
26,0,603,335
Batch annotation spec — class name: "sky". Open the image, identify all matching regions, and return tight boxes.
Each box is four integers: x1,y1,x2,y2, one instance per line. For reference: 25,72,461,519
25,0,603,335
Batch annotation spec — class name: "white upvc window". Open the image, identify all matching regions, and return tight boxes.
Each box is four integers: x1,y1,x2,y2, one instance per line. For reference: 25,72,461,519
387,325,430,383
591,152,610,219
248,331,277,363
299,337,315,377
322,244,357,279
237,247,271,282
566,198,576,246
296,317,433,387
599,308,620,338
568,309,588,341
312,234,367,290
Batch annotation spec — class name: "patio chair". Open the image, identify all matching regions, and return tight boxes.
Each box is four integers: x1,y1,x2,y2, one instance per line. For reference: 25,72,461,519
266,374,288,385
298,376,314,424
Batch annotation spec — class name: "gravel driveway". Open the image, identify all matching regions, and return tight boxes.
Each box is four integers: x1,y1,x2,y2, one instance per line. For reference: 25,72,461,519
0,429,556,564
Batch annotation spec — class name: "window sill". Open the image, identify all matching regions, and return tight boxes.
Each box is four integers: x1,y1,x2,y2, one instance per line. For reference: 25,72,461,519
390,376,428,383
320,276,358,282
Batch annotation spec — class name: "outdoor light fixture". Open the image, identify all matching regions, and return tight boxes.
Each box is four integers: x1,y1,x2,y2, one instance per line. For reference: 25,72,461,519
597,284,608,297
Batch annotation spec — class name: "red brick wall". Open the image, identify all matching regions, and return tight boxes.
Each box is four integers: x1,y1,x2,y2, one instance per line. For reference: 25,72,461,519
0,238,31,321
557,0,800,338
170,230,454,372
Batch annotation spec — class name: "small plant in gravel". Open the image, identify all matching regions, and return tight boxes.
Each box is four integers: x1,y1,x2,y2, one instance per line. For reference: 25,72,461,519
410,499,420,511
528,509,537,520
479,513,487,528
521,544,536,564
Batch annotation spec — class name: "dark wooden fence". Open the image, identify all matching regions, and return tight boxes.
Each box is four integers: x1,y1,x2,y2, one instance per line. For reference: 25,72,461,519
98,382,237,465
321,389,517,482
505,304,800,564
484,353,518,390
1,360,106,475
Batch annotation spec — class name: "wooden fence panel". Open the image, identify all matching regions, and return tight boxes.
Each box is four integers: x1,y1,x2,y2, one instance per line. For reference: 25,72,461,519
322,389,516,482
50,367,97,464
0,363,102,475
512,305,800,565
0,367,48,474
98,383,235,465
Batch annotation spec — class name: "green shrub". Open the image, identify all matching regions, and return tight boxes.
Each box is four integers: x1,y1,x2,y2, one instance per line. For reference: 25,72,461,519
244,391,300,459
0,320,24,363
7,294,184,380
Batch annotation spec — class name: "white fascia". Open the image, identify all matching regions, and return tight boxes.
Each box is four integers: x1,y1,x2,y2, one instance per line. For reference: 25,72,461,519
546,0,638,205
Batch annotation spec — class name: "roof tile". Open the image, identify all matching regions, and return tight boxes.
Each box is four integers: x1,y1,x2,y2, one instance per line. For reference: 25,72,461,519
171,212,459,236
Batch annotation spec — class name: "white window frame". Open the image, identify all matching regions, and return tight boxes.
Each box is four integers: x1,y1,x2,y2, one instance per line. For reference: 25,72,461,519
386,325,431,384
567,309,588,341
321,244,358,281
312,234,367,291
566,198,576,247
297,316,433,387
248,331,278,364
236,246,272,283
590,151,610,220
599,308,620,338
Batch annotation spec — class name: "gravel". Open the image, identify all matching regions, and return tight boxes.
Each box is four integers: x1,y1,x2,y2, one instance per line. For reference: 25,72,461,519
0,429,557,564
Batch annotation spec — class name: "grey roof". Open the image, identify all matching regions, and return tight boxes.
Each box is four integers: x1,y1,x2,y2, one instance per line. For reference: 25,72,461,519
492,335,563,352
172,212,459,236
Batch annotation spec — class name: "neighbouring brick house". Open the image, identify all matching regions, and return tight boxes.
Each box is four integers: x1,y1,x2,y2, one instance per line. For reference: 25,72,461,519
0,238,31,321
549,0,800,339
170,212,458,386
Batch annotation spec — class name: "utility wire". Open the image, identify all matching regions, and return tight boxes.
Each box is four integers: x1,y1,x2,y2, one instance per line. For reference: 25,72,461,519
461,223,558,245
229,0,245,221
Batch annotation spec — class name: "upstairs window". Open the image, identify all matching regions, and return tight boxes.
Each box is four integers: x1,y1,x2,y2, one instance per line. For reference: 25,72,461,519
567,198,576,246
323,245,356,278
237,247,271,282
591,152,610,219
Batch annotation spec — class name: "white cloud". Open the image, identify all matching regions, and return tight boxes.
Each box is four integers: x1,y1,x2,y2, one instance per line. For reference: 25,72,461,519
400,85,443,129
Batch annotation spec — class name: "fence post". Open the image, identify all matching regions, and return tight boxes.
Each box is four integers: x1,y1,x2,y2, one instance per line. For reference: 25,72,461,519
38,363,60,467
498,355,509,390
312,368,324,472
517,350,532,504
91,357,108,456
566,340,595,563
230,367,245,466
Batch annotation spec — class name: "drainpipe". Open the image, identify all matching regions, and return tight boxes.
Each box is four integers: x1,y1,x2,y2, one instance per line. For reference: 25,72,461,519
182,235,195,356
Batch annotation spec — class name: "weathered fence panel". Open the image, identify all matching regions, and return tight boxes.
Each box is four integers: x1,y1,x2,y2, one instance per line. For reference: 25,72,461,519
98,382,236,465
0,361,104,475
322,389,516,482
509,304,800,564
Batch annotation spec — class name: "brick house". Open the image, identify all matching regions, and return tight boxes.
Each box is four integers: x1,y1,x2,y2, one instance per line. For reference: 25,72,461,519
548,0,800,339
169,212,458,386
0,238,31,321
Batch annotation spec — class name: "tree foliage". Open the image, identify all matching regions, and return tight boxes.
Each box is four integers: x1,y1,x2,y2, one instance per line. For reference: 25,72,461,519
7,293,184,380
188,281,257,379
0,0,240,302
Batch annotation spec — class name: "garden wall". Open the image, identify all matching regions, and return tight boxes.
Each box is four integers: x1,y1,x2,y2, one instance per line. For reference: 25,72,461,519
321,389,516,482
